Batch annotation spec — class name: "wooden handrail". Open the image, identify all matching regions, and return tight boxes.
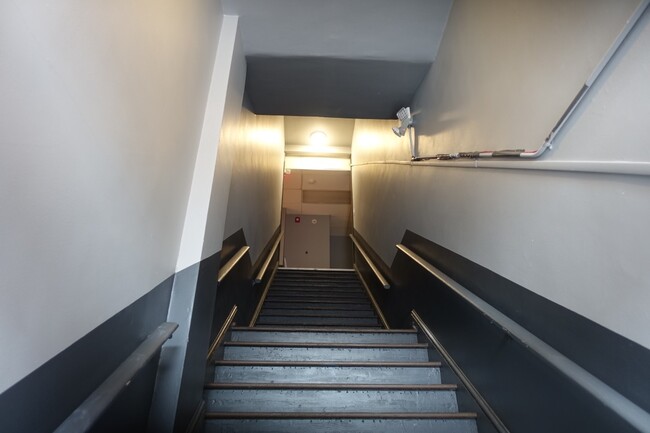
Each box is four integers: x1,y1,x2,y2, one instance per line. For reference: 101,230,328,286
217,246,250,284
349,234,390,289
54,322,178,433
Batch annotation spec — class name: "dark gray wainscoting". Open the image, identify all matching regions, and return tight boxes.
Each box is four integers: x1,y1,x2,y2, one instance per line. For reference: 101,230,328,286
354,229,650,433
0,277,173,433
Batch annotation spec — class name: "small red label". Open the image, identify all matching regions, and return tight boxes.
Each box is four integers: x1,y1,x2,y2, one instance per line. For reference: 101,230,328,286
294,216,301,223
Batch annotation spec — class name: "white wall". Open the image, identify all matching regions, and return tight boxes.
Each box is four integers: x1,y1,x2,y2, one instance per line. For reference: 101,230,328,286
176,14,285,269
176,14,241,271
352,0,650,349
0,0,223,393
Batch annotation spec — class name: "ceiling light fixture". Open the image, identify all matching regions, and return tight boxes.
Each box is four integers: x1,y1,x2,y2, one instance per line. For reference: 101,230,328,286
309,130,328,146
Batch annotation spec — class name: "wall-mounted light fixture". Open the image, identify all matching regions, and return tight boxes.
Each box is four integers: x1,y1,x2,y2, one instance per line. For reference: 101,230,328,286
391,107,416,159
391,107,414,137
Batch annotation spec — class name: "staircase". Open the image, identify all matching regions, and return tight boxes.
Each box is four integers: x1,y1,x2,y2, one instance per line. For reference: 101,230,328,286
203,268,478,432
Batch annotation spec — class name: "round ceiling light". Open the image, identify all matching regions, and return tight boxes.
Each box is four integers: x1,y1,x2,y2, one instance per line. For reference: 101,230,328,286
309,130,328,146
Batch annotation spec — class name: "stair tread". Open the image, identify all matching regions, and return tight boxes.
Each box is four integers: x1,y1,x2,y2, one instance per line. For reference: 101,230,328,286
262,298,368,304
255,319,380,327
270,288,364,292
270,286,363,290
224,341,427,349
261,304,373,310
214,360,441,367
268,293,366,299
260,311,377,318
205,412,477,419
254,323,381,327
206,383,456,391
233,326,415,333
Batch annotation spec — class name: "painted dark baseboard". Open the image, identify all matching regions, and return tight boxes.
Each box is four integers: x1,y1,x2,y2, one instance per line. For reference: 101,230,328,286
152,227,281,433
354,228,650,433
0,277,173,433
168,251,222,433
0,226,281,433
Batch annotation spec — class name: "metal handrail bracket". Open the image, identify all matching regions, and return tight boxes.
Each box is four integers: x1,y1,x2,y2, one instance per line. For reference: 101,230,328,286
206,304,238,363
397,243,650,433
411,310,509,433
54,322,178,433
349,234,390,289
217,246,250,284
254,231,282,284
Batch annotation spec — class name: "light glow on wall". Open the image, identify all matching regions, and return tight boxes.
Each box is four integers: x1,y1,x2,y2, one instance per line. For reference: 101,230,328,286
249,128,283,146
285,156,350,171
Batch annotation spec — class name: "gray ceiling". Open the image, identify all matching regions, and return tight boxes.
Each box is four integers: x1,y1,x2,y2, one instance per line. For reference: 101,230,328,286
246,57,431,119
223,0,453,119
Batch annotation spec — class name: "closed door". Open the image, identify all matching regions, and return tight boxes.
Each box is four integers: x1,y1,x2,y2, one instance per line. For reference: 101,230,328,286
284,214,330,268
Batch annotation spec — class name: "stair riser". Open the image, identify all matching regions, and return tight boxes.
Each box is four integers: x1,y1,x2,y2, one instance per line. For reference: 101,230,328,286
263,298,368,305
273,278,362,287
261,309,377,318
204,419,478,433
230,331,418,343
255,316,379,326
263,298,371,307
275,271,356,278
205,389,458,413
223,346,429,362
262,302,373,311
267,292,368,300
214,366,441,384
273,280,363,291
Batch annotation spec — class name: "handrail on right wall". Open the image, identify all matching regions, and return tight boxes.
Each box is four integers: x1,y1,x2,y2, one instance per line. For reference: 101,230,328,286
254,231,282,284
396,243,650,433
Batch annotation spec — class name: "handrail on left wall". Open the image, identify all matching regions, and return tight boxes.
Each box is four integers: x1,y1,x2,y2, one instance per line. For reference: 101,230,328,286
206,305,238,363
217,246,250,284
53,322,178,433
350,234,390,289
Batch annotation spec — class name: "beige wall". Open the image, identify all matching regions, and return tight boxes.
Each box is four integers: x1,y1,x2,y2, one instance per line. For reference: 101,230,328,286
0,0,223,393
221,110,285,262
352,0,650,349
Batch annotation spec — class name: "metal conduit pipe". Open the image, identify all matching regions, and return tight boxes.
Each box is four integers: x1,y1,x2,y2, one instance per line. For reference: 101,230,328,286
351,159,650,177
410,0,649,163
